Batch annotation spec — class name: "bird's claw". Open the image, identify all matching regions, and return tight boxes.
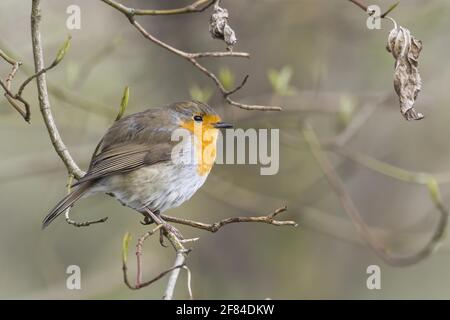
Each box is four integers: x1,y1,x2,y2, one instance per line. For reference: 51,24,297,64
140,216,154,226
158,222,184,247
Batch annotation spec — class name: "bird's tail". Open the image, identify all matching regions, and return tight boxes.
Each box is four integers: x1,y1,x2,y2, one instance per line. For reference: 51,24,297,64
42,181,94,229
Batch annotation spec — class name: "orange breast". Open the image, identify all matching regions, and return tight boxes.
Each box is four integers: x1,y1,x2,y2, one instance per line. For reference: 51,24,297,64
180,115,220,176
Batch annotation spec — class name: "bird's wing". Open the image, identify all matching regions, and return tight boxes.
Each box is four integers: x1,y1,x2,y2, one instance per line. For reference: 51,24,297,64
72,143,173,187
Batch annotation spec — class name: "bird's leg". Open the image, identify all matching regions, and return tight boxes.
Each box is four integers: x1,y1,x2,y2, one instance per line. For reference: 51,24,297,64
139,209,160,226
143,207,184,247
159,222,185,247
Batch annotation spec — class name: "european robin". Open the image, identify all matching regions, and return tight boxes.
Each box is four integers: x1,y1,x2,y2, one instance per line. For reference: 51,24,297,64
42,101,232,228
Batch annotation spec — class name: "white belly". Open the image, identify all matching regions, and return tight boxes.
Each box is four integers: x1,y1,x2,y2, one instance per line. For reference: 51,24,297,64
93,162,208,213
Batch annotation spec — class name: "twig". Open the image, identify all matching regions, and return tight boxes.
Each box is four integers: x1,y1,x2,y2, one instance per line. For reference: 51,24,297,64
140,208,190,300
0,42,116,118
62,85,126,227
122,227,185,290
0,48,17,65
135,225,163,286
64,174,109,227
326,146,450,185
1,35,71,124
65,212,108,227
348,0,369,12
347,0,399,18
183,266,193,300
124,206,295,297
31,0,85,180
17,34,70,98
163,252,186,300
0,50,30,122
103,0,214,16
0,77,29,122
161,206,297,232
101,0,281,111
303,122,449,267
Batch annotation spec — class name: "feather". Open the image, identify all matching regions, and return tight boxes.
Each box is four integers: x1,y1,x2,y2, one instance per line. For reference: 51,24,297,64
42,181,94,229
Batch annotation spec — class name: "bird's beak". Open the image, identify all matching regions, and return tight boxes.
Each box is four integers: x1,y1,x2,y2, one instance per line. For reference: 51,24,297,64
213,122,233,129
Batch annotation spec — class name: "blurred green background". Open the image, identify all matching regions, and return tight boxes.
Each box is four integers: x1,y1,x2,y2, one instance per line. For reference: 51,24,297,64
1,0,450,299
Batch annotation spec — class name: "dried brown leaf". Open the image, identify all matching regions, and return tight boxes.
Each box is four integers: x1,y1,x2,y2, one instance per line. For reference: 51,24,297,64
386,24,424,121
209,2,237,51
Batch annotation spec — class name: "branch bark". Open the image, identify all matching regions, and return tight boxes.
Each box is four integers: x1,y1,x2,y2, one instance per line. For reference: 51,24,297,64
31,0,84,179
0,50,30,122
161,206,297,232
102,0,214,16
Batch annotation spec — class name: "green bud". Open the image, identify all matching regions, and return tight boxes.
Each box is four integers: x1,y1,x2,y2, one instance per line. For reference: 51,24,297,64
116,86,130,121
53,35,72,66
122,232,132,264
427,177,442,204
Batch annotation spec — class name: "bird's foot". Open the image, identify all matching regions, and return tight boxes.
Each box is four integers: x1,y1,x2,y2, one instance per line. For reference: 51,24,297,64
140,215,154,226
159,222,184,247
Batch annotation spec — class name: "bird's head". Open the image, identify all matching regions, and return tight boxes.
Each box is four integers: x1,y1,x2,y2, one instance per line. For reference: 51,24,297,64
169,100,233,132
169,101,232,176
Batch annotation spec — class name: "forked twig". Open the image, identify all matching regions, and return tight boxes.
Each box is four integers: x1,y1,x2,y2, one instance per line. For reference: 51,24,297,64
101,0,281,111
161,206,297,232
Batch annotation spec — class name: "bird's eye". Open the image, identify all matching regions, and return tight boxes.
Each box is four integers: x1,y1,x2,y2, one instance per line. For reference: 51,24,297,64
193,115,203,122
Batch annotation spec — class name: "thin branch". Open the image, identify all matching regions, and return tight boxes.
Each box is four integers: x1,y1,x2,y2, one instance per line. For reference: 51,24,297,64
0,77,29,121
381,2,400,18
64,175,109,227
302,122,449,267
0,48,17,65
161,206,297,233
348,0,368,12
347,0,399,18
0,42,116,118
122,226,185,290
124,206,295,297
0,52,30,122
102,0,214,17
0,35,71,124
326,146,450,185
123,260,184,290
65,211,108,227
17,56,62,97
140,209,190,300
135,225,162,286
183,266,193,300
226,74,249,96
189,51,249,58
31,0,85,179
163,252,186,300
101,0,281,111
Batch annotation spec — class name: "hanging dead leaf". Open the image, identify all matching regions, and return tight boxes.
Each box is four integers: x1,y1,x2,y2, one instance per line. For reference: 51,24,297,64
386,24,423,121
209,1,237,51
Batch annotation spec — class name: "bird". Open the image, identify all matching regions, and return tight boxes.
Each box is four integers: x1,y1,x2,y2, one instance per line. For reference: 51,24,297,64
42,101,232,229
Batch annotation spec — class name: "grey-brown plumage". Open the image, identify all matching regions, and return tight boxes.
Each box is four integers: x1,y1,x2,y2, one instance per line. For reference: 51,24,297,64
42,101,231,229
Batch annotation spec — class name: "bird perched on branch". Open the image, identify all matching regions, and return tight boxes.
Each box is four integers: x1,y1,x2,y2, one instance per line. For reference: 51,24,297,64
42,101,232,229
